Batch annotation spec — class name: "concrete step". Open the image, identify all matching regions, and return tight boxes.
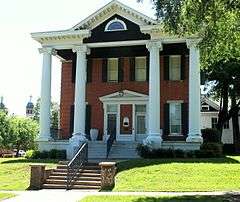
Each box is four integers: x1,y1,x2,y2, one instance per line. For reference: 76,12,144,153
42,184,101,190
51,172,101,177
45,179,101,186
49,175,101,181
53,169,101,174
56,165,100,170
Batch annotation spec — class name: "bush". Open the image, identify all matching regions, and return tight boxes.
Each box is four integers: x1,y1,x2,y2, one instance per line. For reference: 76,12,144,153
200,143,223,157
25,149,66,160
201,128,221,143
136,143,223,159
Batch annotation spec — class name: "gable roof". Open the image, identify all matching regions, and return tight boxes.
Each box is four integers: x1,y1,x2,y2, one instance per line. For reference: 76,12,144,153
201,96,220,111
71,0,157,31
99,90,148,102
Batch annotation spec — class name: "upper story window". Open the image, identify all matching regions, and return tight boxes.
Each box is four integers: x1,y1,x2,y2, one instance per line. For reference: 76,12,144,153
201,104,209,111
135,57,147,82
107,58,118,82
105,18,127,32
169,55,181,80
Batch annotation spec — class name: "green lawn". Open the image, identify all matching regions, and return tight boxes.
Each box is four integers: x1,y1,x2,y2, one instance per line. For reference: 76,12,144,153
80,195,232,202
0,193,16,201
113,156,240,192
0,158,58,190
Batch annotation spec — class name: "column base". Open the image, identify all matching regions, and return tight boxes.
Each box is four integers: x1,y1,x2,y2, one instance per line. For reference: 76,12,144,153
67,133,88,159
186,134,203,143
143,132,163,150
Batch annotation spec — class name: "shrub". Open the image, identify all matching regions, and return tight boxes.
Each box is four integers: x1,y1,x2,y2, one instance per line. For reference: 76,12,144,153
136,143,223,159
25,150,41,159
200,143,223,157
25,149,66,159
201,128,221,143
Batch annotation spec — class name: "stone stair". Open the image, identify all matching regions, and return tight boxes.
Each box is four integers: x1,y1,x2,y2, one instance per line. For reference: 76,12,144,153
108,141,140,159
88,141,107,159
42,162,101,190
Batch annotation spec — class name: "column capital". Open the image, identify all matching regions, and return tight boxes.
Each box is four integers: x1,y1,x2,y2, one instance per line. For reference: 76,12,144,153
146,40,163,52
72,45,90,55
186,38,201,49
38,47,57,55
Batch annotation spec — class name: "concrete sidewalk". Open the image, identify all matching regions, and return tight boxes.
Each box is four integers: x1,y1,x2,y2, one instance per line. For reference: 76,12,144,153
2,190,240,202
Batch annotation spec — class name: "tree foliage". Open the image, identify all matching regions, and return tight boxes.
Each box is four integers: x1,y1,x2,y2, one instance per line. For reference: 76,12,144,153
32,98,59,129
9,117,39,154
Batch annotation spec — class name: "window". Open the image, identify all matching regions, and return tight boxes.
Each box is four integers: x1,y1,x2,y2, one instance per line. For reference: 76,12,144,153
201,105,209,111
135,57,147,81
135,105,146,134
169,102,182,134
107,58,118,82
169,55,181,80
212,117,218,129
107,104,117,113
105,18,127,32
224,121,229,129
135,105,146,113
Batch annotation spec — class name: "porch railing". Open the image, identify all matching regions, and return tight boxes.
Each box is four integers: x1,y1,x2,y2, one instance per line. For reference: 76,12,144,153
66,142,88,190
106,133,116,158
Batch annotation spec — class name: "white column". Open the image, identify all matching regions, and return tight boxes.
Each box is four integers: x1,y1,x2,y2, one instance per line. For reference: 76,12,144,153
186,39,203,143
144,40,163,149
71,45,90,140
38,47,56,141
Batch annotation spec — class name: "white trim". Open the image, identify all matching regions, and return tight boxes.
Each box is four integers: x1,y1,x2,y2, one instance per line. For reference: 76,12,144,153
201,96,220,111
71,0,156,31
105,18,127,32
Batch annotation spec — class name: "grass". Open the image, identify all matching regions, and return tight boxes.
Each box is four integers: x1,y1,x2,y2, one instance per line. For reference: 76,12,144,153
0,193,16,201
0,158,58,190
112,156,240,192
79,195,234,202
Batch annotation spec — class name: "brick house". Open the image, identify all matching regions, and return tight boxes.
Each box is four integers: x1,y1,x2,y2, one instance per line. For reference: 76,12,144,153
32,0,203,159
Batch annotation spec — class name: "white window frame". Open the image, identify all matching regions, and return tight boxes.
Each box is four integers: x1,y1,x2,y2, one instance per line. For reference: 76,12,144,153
201,104,209,111
105,18,127,32
211,117,218,129
135,57,147,82
168,101,182,136
169,55,181,81
107,58,118,83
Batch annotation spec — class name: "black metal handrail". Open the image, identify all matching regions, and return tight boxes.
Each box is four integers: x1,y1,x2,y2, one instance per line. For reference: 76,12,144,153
67,142,88,190
106,133,116,158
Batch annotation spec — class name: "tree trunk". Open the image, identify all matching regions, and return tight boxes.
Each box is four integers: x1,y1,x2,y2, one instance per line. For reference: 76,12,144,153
217,85,229,138
231,91,240,153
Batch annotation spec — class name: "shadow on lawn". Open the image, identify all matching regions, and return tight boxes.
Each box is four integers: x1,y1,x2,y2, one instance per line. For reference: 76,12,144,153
117,156,240,173
132,194,240,202
1,158,59,164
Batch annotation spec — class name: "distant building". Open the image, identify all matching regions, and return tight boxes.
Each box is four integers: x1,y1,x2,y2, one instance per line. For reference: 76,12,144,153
0,96,7,113
26,96,34,117
201,96,240,145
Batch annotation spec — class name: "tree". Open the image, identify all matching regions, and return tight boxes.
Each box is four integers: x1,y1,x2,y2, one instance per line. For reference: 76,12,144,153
33,98,60,129
9,117,39,156
145,0,240,150
0,111,11,149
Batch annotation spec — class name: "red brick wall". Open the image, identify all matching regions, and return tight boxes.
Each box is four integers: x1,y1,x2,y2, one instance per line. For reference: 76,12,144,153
60,56,189,139
60,62,75,139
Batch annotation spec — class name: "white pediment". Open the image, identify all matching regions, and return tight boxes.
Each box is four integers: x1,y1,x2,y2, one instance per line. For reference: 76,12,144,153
71,0,156,31
99,90,148,102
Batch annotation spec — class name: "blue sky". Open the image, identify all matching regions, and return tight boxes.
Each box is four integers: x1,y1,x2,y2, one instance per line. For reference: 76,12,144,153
0,0,155,115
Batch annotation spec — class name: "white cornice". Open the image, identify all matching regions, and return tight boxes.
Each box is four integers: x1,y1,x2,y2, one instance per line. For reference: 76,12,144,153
31,30,91,46
71,0,157,31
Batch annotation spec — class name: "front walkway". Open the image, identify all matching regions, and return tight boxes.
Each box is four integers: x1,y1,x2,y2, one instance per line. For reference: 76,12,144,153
2,190,240,202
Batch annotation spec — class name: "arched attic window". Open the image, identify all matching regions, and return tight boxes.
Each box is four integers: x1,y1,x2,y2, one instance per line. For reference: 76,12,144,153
105,18,127,32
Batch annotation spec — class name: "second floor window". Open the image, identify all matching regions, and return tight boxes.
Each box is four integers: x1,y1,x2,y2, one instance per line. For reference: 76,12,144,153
135,57,147,82
169,55,181,80
107,58,118,82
